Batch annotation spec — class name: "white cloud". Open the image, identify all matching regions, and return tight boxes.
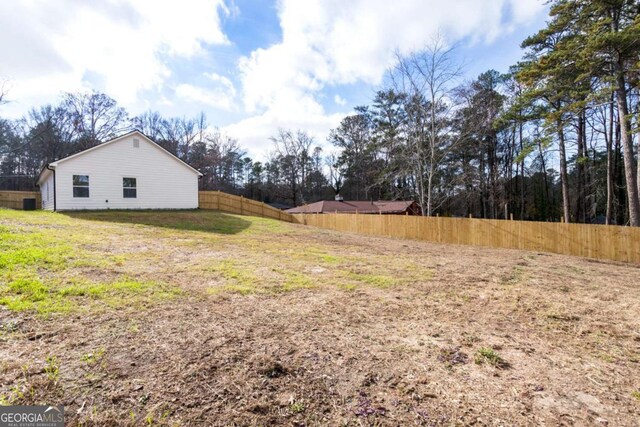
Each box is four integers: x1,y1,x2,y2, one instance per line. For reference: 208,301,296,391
238,0,546,110
0,0,230,116
334,95,347,106
230,0,546,157
0,0,547,159
510,1,547,24
222,110,345,159
175,72,237,111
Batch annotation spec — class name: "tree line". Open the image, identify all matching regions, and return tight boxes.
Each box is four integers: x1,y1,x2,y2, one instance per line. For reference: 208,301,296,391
0,91,332,205
1,0,639,225
328,0,640,225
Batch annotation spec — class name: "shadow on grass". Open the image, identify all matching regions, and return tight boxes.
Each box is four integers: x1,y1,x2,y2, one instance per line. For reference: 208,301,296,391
64,209,252,235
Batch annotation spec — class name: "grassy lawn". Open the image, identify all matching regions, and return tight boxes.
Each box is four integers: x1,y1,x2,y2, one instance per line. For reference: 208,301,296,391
1,208,639,425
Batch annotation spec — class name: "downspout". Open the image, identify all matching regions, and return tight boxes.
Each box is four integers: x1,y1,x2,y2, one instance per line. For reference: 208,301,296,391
197,173,203,209
46,164,56,212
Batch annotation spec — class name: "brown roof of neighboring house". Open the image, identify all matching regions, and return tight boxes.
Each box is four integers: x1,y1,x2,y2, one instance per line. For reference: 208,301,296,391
285,200,418,214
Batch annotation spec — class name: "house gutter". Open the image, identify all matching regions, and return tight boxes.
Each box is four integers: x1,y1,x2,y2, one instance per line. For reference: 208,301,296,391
46,164,56,211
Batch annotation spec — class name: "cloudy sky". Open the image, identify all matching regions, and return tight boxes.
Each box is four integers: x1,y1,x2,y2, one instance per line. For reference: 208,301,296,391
0,0,548,158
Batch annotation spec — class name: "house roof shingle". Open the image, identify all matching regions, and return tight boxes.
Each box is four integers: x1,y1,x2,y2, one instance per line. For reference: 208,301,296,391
285,200,417,214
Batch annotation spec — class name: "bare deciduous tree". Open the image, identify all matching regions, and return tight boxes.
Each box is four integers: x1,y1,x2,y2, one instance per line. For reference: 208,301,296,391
0,79,8,105
389,35,463,216
270,129,315,205
63,91,129,149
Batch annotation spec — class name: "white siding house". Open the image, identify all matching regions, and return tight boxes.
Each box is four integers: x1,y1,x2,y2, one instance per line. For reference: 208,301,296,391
36,131,202,211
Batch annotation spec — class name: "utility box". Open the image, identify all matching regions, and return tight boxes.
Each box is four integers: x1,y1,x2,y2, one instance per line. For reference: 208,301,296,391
22,198,37,211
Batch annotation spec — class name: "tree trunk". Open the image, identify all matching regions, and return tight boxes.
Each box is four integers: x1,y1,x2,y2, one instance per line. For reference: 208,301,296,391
487,134,497,219
557,120,571,223
519,121,525,220
614,120,627,225
479,151,487,219
575,114,585,223
614,68,640,226
637,125,640,204
610,9,640,226
582,112,594,222
606,99,614,224
426,164,433,216
537,138,550,220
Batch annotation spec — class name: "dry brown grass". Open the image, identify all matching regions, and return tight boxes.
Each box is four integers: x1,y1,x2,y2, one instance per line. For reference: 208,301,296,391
1,209,639,425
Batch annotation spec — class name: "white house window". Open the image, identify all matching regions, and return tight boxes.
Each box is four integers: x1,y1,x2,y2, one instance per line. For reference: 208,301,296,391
73,175,89,198
123,177,137,198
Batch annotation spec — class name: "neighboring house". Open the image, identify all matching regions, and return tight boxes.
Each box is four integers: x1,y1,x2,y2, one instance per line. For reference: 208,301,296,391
285,199,421,215
36,130,202,211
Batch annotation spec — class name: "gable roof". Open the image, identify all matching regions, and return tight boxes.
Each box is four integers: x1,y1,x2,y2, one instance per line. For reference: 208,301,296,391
37,130,202,184
286,200,418,214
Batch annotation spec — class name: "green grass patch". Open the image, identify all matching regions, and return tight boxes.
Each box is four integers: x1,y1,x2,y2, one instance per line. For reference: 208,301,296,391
44,355,60,383
347,272,397,288
338,283,358,292
338,257,434,289
209,283,260,296
206,262,316,295
290,400,305,414
207,260,257,284
0,276,181,315
0,227,74,271
81,347,106,365
475,347,510,369
281,271,314,291
0,210,188,315
318,254,341,264
206,260,261,295
8,277,49,301
286,246,345,266
0,209,436,304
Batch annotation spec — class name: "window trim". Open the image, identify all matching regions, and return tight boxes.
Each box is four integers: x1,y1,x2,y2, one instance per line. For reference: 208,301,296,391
122,176,137,199
72,174,90,198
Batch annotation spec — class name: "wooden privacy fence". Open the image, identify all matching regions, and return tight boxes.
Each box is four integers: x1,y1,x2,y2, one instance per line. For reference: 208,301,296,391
292,213,640,264
0,191,41,210
199,191,294,222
